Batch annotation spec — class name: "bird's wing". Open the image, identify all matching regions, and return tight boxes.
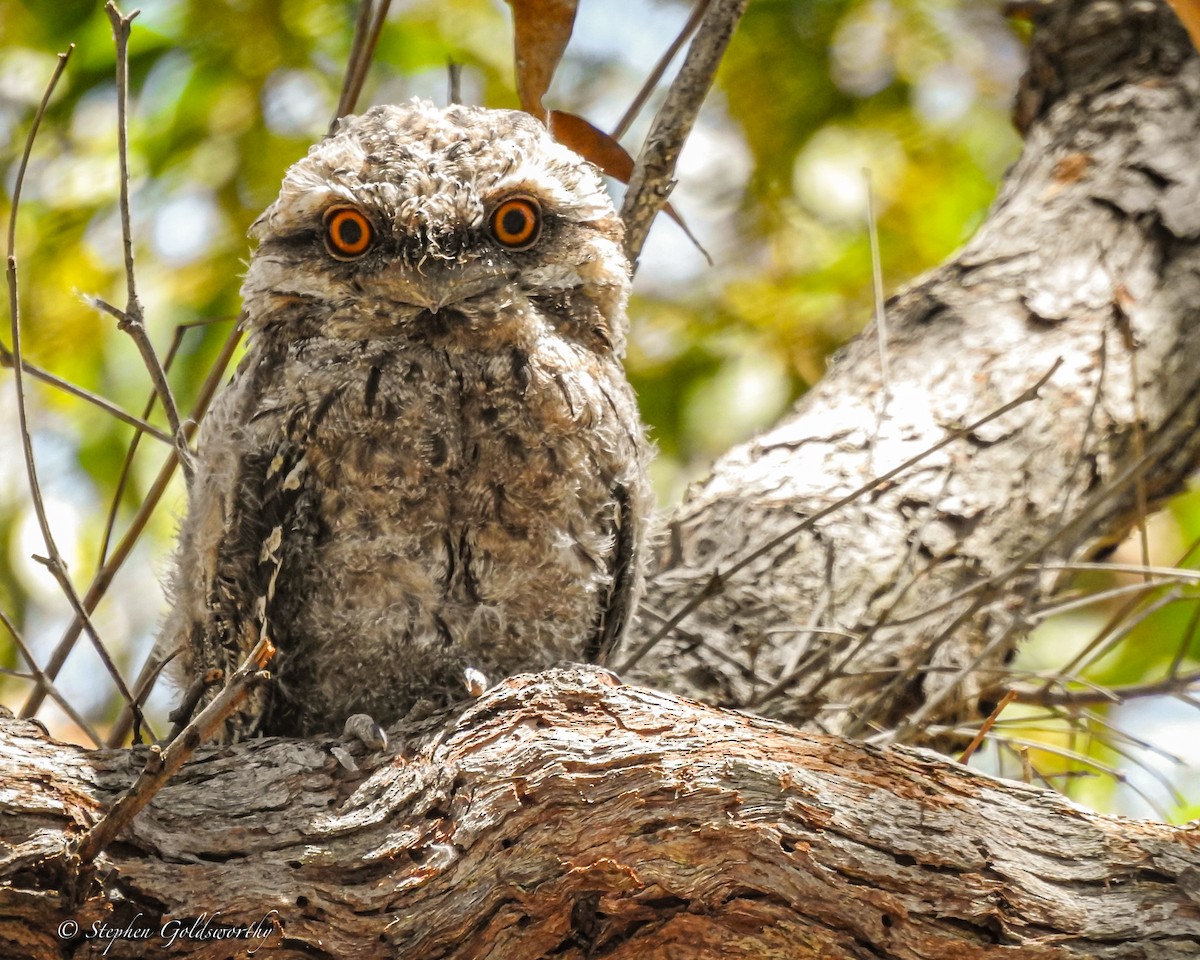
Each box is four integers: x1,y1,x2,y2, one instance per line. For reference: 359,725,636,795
194,432,316,740
162,334,324,742
587,482,639,664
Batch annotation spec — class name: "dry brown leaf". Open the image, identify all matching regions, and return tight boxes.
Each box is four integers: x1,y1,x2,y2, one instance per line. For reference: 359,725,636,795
549,110,711,263
509,0,578,117
549,109,635,182
1167,0,1200,52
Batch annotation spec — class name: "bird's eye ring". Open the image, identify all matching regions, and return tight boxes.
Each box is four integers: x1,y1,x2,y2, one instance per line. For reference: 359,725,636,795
489,195,542,250
324,206,374,259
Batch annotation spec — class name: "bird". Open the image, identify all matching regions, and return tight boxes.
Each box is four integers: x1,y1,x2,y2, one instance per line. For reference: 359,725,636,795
156,98,652,742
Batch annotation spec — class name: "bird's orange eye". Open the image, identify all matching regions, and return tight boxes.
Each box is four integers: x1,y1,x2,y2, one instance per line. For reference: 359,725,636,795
489,196,541,250
324,206,373,259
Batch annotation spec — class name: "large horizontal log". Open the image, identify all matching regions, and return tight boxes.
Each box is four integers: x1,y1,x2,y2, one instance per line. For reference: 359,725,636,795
1,668,1197,959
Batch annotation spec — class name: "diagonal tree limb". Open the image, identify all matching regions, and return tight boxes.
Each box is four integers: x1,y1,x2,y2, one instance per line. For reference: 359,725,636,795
619,0,748,267
625,0,1200,743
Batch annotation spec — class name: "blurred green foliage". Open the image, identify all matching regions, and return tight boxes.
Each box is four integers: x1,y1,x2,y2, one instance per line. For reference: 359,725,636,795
1,0,1195,819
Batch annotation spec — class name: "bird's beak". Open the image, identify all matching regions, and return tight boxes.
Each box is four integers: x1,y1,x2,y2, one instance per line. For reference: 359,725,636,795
384,268,510,313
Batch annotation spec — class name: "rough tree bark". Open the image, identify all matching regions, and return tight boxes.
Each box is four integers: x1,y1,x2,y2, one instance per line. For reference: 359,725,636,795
628,0,1200,742
2,670,1199,960
2,1,1199,958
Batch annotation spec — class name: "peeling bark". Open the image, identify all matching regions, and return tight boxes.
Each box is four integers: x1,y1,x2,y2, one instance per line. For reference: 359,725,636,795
3,1,1200,958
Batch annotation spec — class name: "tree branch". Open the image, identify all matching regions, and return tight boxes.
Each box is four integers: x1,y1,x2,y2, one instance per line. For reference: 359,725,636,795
624,0,1200,742
1,669,1196,959
619,0,748,266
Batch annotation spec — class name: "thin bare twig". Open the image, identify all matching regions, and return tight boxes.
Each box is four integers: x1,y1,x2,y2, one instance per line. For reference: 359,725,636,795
1114,298,1152,582
72,638,275,869
992,735,1118,785
788,339,1180,741
1036,560,1200,581
806,366,1194,741
958,689,1017,764
861,169,892,493
1024,529,1200,705
1036,582,1193,705
1050,330,1107,537
0,349,173,444
333,0,392,127
873,592,1035,743
103,3,193,485
129,644,181,745
1016,666,1200,712
611,0,711,140
1080,588,1186,669
89,298,191,476
620,0,749,266
750,604,836,707
1083,706,1185,766
1028,578,1175,622
97,317,215,566
1020,707,1187,808
163,665,220,743
19,321,243,730
865,170,890,399
872,576,1186,746
1167,599,1200,678
5,46,146,737
335,0,374,123
0,611,102,747
800,470,958,714
7,48,74,569
1016,670,1117,702
866,413,1200,640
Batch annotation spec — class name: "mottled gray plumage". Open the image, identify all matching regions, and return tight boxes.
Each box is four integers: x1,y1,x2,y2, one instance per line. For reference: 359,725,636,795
159,99,652,740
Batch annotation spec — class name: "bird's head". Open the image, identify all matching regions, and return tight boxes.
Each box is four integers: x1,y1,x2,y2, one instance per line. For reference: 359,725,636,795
241,99,631,354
